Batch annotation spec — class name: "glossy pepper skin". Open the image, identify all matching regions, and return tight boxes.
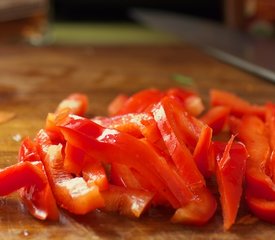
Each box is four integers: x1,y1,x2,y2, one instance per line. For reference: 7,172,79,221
0,88,273,230
58,113,217,225
212,136,247,230
17,137,59,220
35,129,106,215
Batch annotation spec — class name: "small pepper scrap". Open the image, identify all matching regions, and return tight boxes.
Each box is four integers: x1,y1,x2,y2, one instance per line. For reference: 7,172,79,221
0,88,274,231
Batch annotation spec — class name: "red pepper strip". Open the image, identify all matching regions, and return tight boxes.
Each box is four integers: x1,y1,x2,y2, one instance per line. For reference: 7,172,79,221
193,125,213,178
63,143,86,175
108,94,128,116
18,137,59,220
246,191,275,223
59,125,183,208
0,161,45,196
166,88,204,117
265,103,275,182
228,116,241,135
151,97,217,223
214,136,248,230
0,160,59,221
44,144,105,214
129,167,169,207
55,93,88,116
151,96,206,189
200,106,230,135
265,103,275,148
101,185,154,218
82,160,109,191
18,137,41,162
58,114,194,209
110,163,142,189
210,89,265,118
114,88,164,115
153,96,204,152
265,103,275,149
50,132,109,191
171,187,217,226
45,93,88,144
35,130,105,214
110,162,168,206
93,113,148,138
237,115,274,200
94,113,169,158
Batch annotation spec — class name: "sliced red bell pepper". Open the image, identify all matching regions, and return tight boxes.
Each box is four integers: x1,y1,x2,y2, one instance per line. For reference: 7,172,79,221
64,140,109,191
101,185,154,218
110,162,167,206
18,137,59,220
265,103,275,182
93,113,169,158
93,113,147,138
113,88,164,115
55,93,88,116
151,96,206,189
82,160,109,191
246,191,275,223
171,187,217,226
210,89,265,118
193,125,213,178
237,115,274,200
63,143,86,175
200,106,230,135
110,163,142,189
228,116,242,135
151,96,217,224
0,160,58,221
265,103,275,149
0,161,45,196
166,88,204,116
213,136,247,230
108,94,128,116
35,129,105,215
153,96,204,151
57,114,198,209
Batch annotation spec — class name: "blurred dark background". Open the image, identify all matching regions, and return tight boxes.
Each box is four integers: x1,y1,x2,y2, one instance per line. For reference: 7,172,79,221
52,0,223,22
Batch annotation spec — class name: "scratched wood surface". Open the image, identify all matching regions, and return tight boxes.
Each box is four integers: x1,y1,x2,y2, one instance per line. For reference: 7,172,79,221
0,44,274,240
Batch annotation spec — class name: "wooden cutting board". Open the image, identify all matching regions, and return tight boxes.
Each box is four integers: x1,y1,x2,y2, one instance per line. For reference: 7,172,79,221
0,44,274,240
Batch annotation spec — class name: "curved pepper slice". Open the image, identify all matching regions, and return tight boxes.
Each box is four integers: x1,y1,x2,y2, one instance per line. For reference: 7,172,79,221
237,115,274,200
108,94,128,116
0,161,45,196
55,93,88,116
210,89,265,118
0,157,58,220
101,185,154,218
265,103,275,181
113,88,164,115
246,192,275,224
35,129,105,215
93,113,169,158
200,106,230,135
151,96,206,189
57,114,200,209
18,137,59,220
193,125,213,178
151,96,216,224
166,88,204,116
213,136,247,230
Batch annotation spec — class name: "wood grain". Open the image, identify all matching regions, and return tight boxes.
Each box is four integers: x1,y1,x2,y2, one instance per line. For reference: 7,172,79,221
0,44,274,239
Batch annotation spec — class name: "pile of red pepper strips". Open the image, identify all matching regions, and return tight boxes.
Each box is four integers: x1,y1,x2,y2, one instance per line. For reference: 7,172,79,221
0,87,274,231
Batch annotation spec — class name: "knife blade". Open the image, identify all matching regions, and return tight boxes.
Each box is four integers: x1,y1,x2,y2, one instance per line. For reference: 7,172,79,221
131,9,275,83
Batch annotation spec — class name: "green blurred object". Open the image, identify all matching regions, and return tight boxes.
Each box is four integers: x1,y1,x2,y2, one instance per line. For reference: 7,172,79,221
171,73,194,86
52,22,179,45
